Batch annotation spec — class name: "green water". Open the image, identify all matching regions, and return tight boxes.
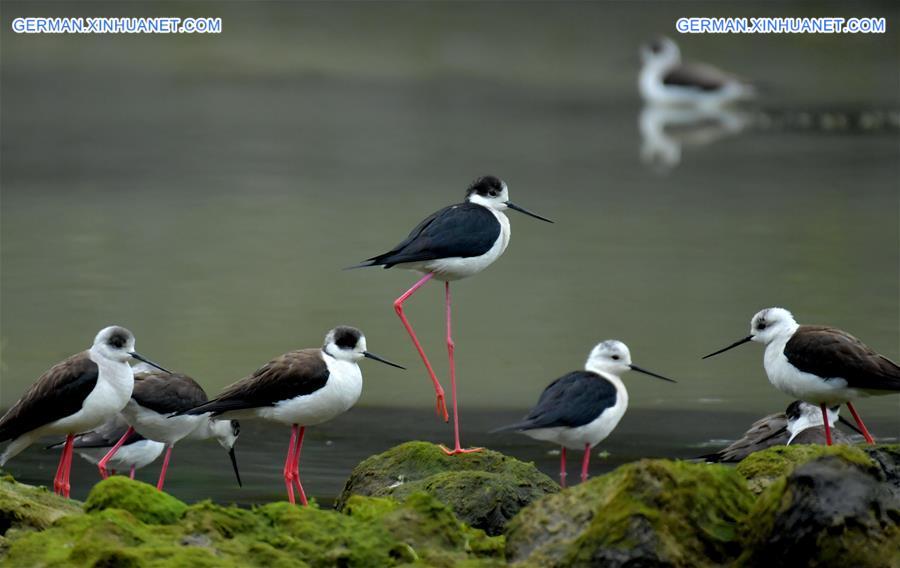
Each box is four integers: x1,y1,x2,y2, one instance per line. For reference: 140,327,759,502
1,1,898,501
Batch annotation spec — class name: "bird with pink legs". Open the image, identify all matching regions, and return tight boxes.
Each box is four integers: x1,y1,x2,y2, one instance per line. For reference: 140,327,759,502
492,340,677,487
349,175,553,455
181,326,404,505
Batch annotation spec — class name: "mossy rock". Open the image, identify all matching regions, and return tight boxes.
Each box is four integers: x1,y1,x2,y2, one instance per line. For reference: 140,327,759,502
736,444,877,494
0,474,81,536
505,459,755,567
84,477,188,525
1,477,504,567
336,441,558,536
739,452,900,567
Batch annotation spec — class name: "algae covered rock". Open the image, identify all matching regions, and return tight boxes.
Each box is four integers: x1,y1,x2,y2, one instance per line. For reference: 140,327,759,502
336,441,558,536
84,476,188,524
736,444,876,494
1,475,504,567
505,459,755,567
0,474,81,535
740,449,900,567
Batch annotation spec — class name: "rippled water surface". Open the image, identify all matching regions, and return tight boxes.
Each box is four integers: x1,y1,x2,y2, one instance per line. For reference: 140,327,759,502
2,1,898,503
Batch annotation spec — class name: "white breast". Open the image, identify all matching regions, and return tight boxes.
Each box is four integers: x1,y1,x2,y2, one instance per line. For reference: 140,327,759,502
525,374,629,450
258,355,363,427
418,209,510,281
76,439,166,470
763,338,864,404
120,402,206,446
46,356,135,436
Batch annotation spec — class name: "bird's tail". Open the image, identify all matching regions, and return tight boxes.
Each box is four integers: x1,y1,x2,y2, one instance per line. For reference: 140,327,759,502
343,259,379,270
489,421,532,434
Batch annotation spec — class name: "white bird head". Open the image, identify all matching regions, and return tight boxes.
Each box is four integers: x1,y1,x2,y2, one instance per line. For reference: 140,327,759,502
465,176,553,223
209,419,242,486
703,307,799,359
641,36,681,68
323,326,405,369
585,340,677,383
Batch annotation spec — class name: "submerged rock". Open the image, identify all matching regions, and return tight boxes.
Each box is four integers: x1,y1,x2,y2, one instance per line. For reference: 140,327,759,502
736,444,876,494
0,475,504,567
336,441,559,536
504,459,755,567
740,451,900,567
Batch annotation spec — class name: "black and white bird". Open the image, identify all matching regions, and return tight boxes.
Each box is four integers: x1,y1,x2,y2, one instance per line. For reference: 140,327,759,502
50,416,166,479
182,326,403,505
639,36,755,107
98,364,242,490
493,340,676,487
703,307,900,446
349,175,553,455
0,326,169,497
700,401,857,463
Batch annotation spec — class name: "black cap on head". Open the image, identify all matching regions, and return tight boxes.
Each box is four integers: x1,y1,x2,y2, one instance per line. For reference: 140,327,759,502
332,326,363,350
466,176,505,198
785,400,805,421
106,327,132,349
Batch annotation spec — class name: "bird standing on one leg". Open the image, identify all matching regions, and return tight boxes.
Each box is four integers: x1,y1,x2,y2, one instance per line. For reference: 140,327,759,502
0,326,170,497
349,176,553,455
493,340,676,486
181,326,403,505
703,307,900,446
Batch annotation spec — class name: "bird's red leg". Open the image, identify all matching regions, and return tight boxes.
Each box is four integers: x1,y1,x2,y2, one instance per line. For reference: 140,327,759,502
846,402,876,444
580,444,591,483
61,434,75,498
820,404,833,446
291,426,308,506
129,465,136,480
559,447,567,488
53,440,68,495
440,281,482,455
98,427,134,479
156,445,173,491
283,425,297,504
393,273,449,422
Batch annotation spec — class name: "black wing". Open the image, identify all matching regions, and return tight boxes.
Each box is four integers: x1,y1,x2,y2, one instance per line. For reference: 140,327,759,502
785,326,900,392
494,371,617,431
0,352,99,442
185,349,330,416
662,62,732,92
132,371,208,414
699,412,788,463
353,203,500,268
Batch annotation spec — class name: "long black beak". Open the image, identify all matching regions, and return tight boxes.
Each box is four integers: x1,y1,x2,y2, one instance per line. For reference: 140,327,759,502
838,415,865,436
505,202,554,223
228,447,242,487
129,352,173,374
702,335,753,359
629,364,677,383
363,351,406,370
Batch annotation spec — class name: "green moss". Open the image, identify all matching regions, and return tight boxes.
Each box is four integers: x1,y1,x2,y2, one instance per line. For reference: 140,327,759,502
506,459,756,567
337,441,558,535
0,476,80,535
84,477,188,525
736,444,875,493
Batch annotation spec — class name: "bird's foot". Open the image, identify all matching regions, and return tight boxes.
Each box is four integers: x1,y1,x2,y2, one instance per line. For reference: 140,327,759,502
435,391,449,423
439,445,483,456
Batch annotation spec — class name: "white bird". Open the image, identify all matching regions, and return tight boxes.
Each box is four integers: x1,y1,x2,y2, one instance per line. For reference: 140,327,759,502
0,326,169,497
350,175,553,455
182,326,403,505
493,340,676,487
49,416,165,479
704,307,900,445
639,36,754,108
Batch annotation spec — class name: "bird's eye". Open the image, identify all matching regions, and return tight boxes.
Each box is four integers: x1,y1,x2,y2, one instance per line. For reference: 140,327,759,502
757,322,767,330
611,355,620,360
489,189,498,197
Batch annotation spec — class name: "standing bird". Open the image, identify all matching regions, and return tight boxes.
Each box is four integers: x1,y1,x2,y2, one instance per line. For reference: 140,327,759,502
49,416,166,479
349,176,553,454
98,364,242,490
492,340,676,487
700,401,857,463
703,307,900,446
639,36,755,107
181,326,403,505
0,326,169,497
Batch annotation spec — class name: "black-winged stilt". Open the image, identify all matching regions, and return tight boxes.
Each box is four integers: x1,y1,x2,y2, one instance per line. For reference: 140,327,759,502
493,340,676,486
703,307,900,446
0,326,169,497
49,416,166,479
349,175,552,455
181,326,403,505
